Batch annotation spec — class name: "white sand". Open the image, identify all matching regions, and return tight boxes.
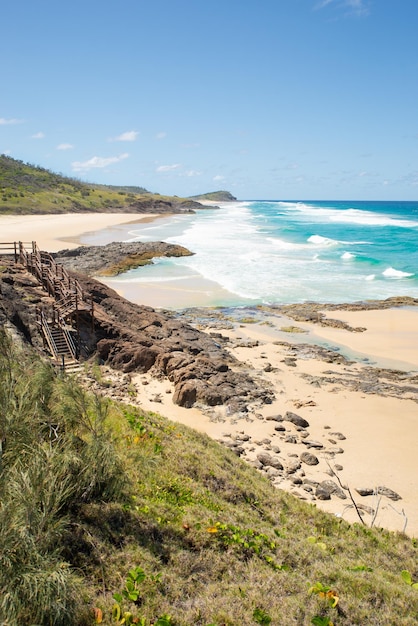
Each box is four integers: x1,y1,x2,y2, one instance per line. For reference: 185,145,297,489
0,213,160,252
309,308,418,371
134,308,418,536
103,275,248,309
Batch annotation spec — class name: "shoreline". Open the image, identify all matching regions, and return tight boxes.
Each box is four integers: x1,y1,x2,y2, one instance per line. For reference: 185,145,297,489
0,212,163,253
1,211,417,536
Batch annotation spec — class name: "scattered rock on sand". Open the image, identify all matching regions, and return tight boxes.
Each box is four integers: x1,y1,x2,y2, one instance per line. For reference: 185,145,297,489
300,451,319,466
274,424,286,432
356,487,375,496
355,486,402,501
377,486,402,501
318,480,347,500
285,435,298,444
302,440,324,449
284,411,310,428
315,487,331,500
285,459,301,474
266,414,283,422
329,431,347,440
256,453,284,470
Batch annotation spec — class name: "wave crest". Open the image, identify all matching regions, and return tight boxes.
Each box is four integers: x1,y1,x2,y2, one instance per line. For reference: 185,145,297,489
382,267,414,279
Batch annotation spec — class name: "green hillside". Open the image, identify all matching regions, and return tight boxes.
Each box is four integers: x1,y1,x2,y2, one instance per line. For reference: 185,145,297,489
0,155,200,214
189,190,237,202
1,328,417,626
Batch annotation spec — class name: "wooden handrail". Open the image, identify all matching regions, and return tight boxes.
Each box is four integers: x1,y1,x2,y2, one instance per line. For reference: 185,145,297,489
6,241,95,363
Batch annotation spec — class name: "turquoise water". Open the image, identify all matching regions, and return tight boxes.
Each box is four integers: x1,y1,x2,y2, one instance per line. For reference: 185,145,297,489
88,200,418,305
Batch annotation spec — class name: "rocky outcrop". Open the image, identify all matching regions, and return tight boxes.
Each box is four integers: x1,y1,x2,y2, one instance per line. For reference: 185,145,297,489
79,274,273,412
54,242,193,276
265,297,418,332
0,259,273,413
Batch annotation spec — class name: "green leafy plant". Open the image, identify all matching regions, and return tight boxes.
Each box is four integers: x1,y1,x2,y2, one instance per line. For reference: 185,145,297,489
401,570,418,589
307,536,328,552
206,521,287,570
308,582,339,608
349,564,373,572
111,606,172,626
113,566,146,604
311,617,334,626
253,606,272,625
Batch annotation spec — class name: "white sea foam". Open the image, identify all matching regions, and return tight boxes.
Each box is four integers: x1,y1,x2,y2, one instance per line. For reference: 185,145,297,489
99,199,418,305
110,273,202,284
382,267,414,279
267,237,308,250
281,203,418,228
308,235,339,246
330,208,418,228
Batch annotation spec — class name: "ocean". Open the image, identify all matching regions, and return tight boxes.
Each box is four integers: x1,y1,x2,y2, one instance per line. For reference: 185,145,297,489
85,200,418,308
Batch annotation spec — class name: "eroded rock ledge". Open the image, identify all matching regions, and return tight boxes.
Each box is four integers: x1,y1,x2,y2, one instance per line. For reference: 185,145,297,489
54,242,193,277
0,259,272,413
265,298,418,331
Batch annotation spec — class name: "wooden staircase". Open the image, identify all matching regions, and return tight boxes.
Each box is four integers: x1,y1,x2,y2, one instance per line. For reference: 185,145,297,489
1,241,94,371
38,309,81,371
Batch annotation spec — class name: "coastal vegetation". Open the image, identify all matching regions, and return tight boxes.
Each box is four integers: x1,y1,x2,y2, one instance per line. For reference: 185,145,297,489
1,328,418,625
0,155,203,215
189,191,237,202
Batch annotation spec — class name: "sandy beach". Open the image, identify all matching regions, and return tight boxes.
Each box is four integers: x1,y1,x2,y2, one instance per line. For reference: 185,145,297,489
1,212,417,536
0,213,161,253
133,306,418,536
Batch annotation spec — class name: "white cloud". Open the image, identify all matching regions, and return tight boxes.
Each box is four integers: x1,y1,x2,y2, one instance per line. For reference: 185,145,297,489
184,170,202,177
156,132,167,140
56,143,74,151
0,117,23,125
156,164,181,172
213,175,225,182
315,0,370,15
32,132,45,139
110,130,139,142
71,153,129,172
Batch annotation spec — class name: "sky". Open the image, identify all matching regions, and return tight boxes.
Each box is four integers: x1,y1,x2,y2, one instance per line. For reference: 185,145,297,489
1,0,418,200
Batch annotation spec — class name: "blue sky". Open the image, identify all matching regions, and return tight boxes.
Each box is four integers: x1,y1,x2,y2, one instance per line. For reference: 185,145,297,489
1,0,418,200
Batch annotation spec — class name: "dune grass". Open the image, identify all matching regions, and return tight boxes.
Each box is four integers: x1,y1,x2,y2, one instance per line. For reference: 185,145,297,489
0,328,417,625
